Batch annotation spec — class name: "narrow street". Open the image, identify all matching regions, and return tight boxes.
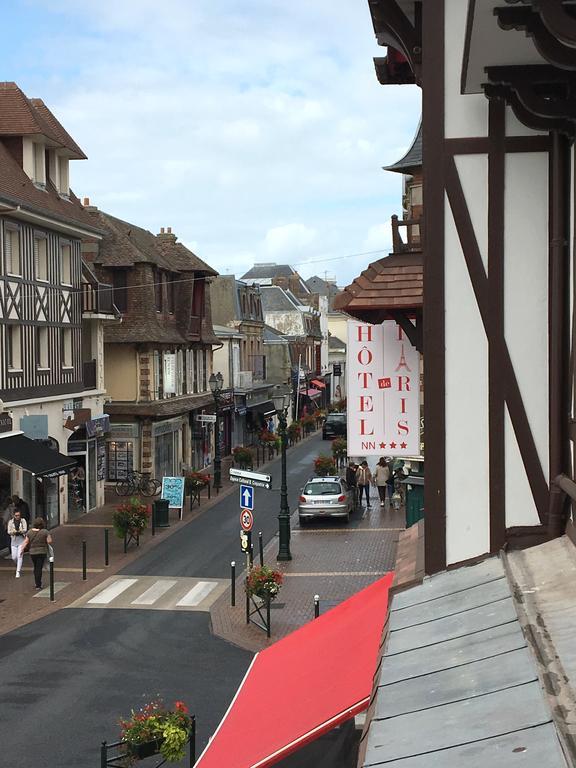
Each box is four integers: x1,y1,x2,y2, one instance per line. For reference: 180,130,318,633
0,434,392,768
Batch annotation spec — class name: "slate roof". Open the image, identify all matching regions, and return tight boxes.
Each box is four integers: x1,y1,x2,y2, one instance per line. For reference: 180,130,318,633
0,82,86,158
262,324,288,342
0,142,101,233
328,335,345,350
260,285,300,312
241,263,296,280
384,121,422,175
359,557,566,768
333,252,422,315
87,210,217,275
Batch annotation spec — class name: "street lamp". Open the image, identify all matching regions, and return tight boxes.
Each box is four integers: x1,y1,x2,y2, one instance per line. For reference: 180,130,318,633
273,384,292,561
209,371,224,493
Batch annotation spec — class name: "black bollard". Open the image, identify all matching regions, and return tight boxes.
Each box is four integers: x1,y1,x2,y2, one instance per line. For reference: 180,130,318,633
82,540,87,580
231,561,236,606
190,716,196,765
314,594,320,619
266,598,271,639
49,560,55,602
123,532,127,554
104,528,109,566
152,505,156,536
258,531,264,566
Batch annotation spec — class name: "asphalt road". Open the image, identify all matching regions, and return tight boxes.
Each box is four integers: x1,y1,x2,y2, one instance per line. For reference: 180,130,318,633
0,434,327,767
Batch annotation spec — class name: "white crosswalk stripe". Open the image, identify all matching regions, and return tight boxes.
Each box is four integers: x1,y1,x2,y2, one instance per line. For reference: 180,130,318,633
70,575,227,612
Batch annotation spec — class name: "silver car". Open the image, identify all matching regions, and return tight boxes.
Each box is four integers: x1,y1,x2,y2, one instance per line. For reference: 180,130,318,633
298,476,355,524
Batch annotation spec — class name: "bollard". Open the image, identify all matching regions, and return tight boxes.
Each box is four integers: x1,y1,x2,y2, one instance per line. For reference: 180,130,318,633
152,505,156,536
314,594,320,619
49,560,55,602
101,742,107,768
266,598,271,639
258,531,264,567
104,528,110,566
190,716,196,765
231,561,236,607
245,580,250,625
123,532,127,554
82,540,87,580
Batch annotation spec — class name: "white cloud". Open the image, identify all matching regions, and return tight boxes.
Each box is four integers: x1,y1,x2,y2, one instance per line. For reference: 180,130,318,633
15,0,421,287
364,222,392,253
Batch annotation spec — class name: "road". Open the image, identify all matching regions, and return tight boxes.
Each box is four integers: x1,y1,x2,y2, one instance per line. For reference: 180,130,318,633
0,434,327,768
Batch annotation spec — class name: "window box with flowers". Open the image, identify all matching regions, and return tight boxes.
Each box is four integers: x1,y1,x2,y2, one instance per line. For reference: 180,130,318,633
185,471,211,508
112,498,150,541
314,455,337,477
246,565,283,602
287,421,301,444
118,699,193,764
300,414,316,435
232,446,253,470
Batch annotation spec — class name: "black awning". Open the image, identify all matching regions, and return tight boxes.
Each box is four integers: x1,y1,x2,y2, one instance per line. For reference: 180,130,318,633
0,434,77,478
247,400,276,417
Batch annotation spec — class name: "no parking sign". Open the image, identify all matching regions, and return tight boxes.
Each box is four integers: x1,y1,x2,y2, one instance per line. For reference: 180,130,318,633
240,509,254,531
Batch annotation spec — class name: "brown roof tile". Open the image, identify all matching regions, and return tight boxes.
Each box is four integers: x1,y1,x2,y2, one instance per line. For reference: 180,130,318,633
333,252,423,314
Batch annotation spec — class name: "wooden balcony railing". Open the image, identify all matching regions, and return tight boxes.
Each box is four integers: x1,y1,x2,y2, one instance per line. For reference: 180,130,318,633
391,214,423,254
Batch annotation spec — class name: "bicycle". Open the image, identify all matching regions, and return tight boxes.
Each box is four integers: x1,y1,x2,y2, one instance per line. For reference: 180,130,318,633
115,470,162,497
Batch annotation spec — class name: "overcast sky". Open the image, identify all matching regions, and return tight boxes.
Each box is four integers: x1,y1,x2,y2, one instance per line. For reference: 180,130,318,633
3,0,420,287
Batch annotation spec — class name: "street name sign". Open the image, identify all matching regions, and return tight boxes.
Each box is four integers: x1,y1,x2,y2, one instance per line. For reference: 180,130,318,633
196,414,217,423
240,509,254,531
229,468,272,490
240,484,254,510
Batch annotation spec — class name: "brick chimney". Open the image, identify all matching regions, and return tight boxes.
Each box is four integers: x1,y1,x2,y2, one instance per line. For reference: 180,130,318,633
82,196,98,212
157,226,176,241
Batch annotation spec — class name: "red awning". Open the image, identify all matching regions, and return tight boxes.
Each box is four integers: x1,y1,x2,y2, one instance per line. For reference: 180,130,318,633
311,379,325,388
195,574,393,768
300,388,321,398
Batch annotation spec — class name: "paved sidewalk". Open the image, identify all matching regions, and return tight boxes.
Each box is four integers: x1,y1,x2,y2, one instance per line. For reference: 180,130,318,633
210,495,403,653
0,434,320,637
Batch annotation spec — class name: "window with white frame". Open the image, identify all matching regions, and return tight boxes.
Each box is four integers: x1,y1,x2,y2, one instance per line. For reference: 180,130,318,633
60,242,72,284
34,235,48,281
4,227,21,275
62,328,73,367
176,350,183,396
153,350,161,399
7,326,22,370
36,326,49,368
58,156,69,195
33,142,46,186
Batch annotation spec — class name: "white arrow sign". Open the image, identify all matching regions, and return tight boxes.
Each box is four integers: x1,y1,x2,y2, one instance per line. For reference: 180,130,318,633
241,486,254,509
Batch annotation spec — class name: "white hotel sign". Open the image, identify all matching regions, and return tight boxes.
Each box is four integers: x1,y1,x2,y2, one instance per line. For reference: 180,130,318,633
347,320,420,456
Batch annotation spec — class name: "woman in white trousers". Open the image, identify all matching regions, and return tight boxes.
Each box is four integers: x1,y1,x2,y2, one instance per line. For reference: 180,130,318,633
7,508,27,577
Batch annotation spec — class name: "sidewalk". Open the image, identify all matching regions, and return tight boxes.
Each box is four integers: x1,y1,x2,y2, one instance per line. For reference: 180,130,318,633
210,497,403,653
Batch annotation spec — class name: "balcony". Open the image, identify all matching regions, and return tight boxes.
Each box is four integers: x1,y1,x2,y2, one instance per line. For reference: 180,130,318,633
391,214,422,254
82,282,118,316
249,354,266,381
83,359,97,389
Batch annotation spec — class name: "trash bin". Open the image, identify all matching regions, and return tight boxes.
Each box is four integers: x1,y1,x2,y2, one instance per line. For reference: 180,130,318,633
404,475,424,528
153,499,170,528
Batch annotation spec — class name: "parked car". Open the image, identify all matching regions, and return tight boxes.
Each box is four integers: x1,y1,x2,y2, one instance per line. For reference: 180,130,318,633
298,475,355,524
322,412,347,440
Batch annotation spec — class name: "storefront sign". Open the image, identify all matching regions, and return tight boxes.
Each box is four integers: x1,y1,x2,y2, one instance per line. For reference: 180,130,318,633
333,363,342,377
347,320,420,456
196,414,217,423
163,353,177,395
153,417,182,437
86,414,110,438
20,415,48,440
0,413,13,434
109,423,138,439
161,476,185,509
62,398,83,413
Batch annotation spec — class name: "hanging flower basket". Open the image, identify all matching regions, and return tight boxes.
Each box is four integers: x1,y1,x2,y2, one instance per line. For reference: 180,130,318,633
184,472,210,495
331,438,347,458
314,455,337,476
287,422,301,441
232,446,254,469
112,499,150,540
246,565,283,602
119,699,192,765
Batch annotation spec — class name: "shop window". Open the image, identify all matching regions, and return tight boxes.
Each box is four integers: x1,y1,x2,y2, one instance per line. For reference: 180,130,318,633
106,440,134,480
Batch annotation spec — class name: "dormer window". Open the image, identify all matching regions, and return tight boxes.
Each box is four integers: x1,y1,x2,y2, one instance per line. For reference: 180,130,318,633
33,142,46,186
58,156,69,196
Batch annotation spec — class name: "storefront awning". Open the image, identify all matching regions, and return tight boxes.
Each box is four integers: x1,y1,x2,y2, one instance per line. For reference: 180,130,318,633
247,400,276,417
300,388,321,399
311,379,325,388
0,433,77,478
195,574,393,768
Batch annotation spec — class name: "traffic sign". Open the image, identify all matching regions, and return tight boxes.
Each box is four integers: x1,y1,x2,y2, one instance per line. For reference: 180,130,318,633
229,468,272,490
240,485,254,510
240,509,254,531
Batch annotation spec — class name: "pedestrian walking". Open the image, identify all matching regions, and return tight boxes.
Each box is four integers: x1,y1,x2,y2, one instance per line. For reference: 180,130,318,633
7,508,27,578
374,457,391,507
356,461,372,508
13,494,30,525
346,461,358,507
20,518,53,590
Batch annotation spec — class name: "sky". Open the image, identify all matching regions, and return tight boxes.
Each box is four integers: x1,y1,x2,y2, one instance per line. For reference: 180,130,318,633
1,0,421,287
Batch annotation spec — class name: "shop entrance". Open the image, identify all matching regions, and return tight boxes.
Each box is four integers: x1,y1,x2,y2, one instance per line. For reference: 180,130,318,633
67,431,98,518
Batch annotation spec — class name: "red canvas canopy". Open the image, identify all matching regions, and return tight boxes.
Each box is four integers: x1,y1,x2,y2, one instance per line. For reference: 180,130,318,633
311,379,326,388
195,574,393,768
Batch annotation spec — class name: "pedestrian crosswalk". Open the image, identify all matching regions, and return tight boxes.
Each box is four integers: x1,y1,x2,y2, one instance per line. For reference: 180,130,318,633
68,575,227,612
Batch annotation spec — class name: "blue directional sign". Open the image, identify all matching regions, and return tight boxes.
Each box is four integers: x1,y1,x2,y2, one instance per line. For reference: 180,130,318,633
240,484,254,510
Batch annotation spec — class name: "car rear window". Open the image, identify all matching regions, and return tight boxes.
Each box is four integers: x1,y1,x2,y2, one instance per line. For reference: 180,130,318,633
304,482,342,495
327,414,346,422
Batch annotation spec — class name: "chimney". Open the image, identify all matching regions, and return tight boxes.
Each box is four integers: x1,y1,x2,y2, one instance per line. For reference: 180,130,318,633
160,227,165,234
82,196,98,212
167,227,172,234
157,227,176,240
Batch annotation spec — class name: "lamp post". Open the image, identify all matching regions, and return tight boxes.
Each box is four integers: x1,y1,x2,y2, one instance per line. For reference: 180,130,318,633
273,385,292,561
209,372,224,493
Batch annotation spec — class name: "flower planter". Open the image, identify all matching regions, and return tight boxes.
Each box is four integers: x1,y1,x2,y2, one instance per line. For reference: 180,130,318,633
129,738,163,759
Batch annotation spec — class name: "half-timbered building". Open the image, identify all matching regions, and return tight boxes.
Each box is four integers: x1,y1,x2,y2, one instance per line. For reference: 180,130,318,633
0,82,117,529
81,206,220,480
366,0,576,574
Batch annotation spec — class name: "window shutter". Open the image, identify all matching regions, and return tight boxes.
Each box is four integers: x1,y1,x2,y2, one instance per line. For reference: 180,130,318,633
4,230,12,273
33,238,39,276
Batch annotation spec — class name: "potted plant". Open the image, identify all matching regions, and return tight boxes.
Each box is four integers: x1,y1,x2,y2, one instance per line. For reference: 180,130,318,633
331,437,347,458
184,471,210,496
112,498,150,539
314,455,337,476
246,565,283,602
300,414,316,434
287,421,301,443
232,446,253,469
258,429,277,445
119,699,192,764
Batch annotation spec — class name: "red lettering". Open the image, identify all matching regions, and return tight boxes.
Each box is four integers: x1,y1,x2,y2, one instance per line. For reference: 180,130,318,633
357,325,373,342
395,344,412,373
397,420,409,435
357,372,373,388
359,396,373,412
397,376,411,391
360,420,374,436
400,397,407,414
357,346,373,365
397,323,403,341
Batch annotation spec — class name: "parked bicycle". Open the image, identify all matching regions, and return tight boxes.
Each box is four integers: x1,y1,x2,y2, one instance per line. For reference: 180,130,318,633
115,470,162,497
